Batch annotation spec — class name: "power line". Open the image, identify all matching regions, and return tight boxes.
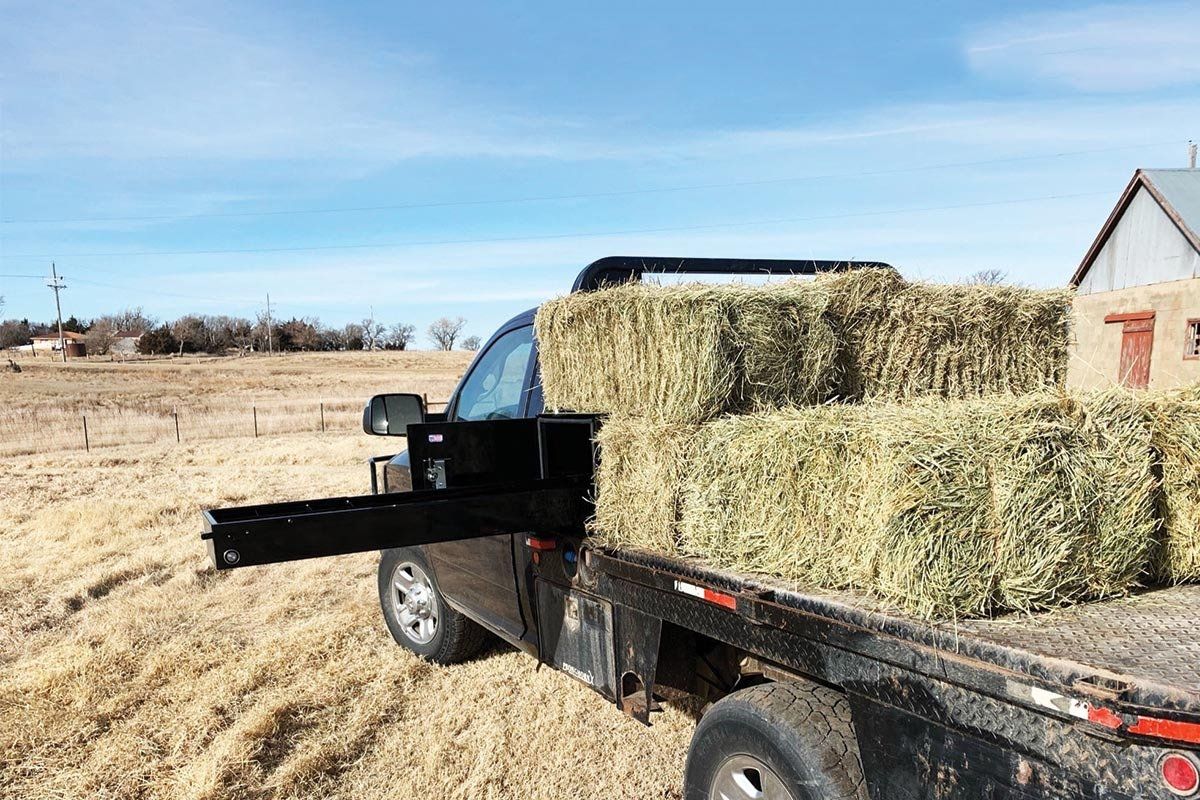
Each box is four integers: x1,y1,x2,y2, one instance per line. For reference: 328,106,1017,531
0,140,1179,226
70,276,260,307
0,189,1115,260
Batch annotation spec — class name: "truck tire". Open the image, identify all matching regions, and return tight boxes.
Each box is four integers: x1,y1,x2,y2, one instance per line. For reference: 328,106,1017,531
378,547,488,665
683,680,867,800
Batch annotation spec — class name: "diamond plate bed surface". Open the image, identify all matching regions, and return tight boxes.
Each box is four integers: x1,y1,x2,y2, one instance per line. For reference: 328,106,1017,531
958,585,1200,693
607,547,1200,710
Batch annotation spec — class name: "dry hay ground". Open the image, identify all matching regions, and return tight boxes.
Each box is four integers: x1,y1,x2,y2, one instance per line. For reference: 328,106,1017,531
0,351,477,457
0,434,695,799
1,351,473,413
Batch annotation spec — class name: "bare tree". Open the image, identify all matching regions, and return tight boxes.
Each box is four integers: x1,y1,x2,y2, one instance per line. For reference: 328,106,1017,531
341,322,365,351
0,319,31,349
389,323,416,350
171,315,208,355
110,306,155,333
253,310,274,352
279,317,321,350
218,316,254,354
965,269,1007,286
460,335,482,351
427,316,466,351
85,319,116,355
361,317,386,351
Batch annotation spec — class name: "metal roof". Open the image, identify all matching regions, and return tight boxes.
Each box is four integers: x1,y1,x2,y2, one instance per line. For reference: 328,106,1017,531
1071,169,1200,287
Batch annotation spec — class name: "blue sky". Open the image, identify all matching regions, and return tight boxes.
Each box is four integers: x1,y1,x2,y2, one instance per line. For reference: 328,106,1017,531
2,1,1199,344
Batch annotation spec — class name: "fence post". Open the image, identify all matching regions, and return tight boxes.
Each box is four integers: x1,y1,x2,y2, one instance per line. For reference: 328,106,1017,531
82,414,89,452
320,402,325,433
253,406,258,438
174,407,181,443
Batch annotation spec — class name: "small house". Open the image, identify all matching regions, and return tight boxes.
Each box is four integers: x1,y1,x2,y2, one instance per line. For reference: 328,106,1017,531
1069,169,1200,390
30,331,87,358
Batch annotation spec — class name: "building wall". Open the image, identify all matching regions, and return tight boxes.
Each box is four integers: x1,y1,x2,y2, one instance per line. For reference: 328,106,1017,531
1068,276,1200,390
1076,187,1200,295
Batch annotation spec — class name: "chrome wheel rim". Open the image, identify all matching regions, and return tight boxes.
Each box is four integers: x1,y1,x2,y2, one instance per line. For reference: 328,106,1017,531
390,561,439,645
709,754,792,800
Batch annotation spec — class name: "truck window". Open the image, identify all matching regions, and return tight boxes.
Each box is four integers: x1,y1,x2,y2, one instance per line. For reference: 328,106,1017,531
454,325,534,421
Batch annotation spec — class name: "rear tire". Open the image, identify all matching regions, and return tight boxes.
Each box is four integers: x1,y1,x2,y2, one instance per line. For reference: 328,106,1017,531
378,547,488,665
683,680,867,800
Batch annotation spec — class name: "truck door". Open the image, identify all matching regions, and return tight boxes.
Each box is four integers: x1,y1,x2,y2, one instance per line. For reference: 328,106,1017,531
425,323,536,641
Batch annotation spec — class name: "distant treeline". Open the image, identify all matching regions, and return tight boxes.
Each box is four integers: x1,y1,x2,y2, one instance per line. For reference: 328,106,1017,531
0,308,480,355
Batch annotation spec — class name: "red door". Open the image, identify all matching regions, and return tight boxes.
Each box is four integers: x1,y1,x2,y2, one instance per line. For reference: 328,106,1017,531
1118,317,1154,388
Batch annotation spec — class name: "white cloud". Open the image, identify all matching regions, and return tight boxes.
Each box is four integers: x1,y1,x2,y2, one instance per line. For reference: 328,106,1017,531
965,3,1200,92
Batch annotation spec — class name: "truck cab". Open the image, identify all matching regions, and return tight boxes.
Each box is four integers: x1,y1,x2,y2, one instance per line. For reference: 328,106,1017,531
376,308,544,659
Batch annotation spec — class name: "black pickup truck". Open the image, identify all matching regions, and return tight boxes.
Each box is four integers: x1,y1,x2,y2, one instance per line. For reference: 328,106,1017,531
203,257,1200,800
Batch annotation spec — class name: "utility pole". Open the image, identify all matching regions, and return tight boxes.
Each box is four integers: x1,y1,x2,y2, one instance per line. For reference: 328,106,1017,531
1189,140,1197,170
265,292,273,356
47,263,67,363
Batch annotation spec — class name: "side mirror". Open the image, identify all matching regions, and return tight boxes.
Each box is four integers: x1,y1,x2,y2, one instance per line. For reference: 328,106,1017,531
363,393,426,436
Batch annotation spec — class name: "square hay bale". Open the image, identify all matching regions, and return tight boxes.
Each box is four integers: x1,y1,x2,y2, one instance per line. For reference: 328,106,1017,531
676,405,883,588
1148,387,1200,582
817,269,1073,401
595,393,1158,620
864,393,1156,618
535,281,839,423
590,417,697,554
535,271,1074,425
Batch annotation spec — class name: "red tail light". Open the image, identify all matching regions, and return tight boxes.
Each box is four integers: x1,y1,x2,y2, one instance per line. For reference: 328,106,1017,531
1161,753,1200,797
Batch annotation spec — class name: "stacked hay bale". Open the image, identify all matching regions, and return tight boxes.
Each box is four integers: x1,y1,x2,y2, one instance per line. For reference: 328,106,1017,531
1147,387,1200,583
818,269,1073,400
594,395,1158,619
535,269,1189,620
535,280,839,422
537,270,1074,414
591,417,697,554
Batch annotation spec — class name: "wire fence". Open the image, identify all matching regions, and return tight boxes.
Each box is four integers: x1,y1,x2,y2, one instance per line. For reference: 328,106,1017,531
0,397,449,457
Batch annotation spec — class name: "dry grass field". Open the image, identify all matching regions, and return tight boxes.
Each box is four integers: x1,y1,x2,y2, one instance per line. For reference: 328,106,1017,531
0,352,695,800
0,351,473,456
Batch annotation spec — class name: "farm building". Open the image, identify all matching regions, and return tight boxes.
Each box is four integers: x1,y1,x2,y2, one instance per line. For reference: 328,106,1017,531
29,331,87,358
1068,168,1200,389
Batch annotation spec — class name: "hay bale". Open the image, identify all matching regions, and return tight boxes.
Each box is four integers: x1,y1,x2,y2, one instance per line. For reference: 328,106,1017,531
596,393,1158,620
818,269,1073,401
866,394,1155,618
535,272,1074,424
1149,387,1200,582
590,417,697,554
677,406,883,588
535,281,838,423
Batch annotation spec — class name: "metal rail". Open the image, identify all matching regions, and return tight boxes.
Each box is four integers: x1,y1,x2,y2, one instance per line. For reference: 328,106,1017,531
571,256,893,292
201,475,591,570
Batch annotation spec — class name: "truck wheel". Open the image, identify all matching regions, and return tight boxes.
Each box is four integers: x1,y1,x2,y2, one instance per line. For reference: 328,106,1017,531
683,680,866,800
378,547,488,665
